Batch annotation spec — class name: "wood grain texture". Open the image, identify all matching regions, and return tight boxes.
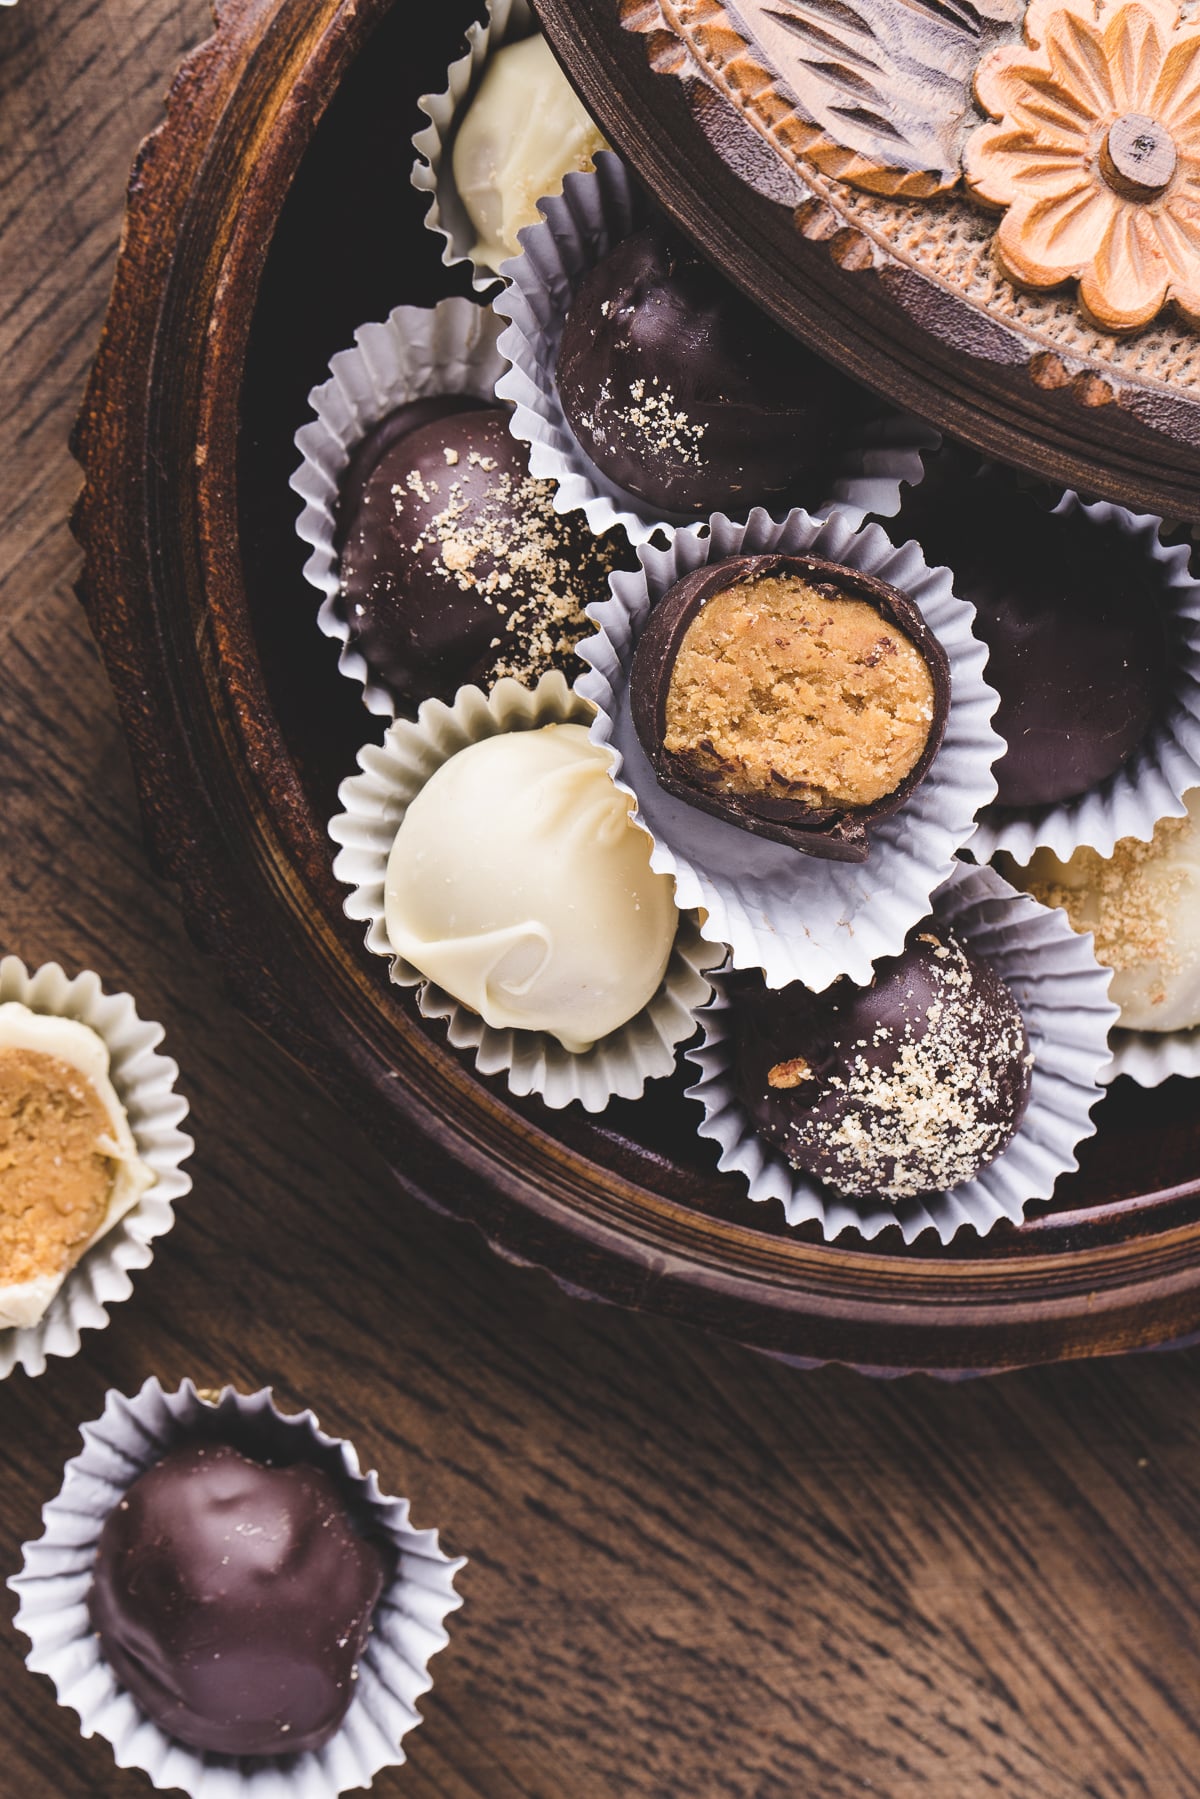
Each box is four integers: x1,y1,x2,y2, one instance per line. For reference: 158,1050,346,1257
6,4,1200,1796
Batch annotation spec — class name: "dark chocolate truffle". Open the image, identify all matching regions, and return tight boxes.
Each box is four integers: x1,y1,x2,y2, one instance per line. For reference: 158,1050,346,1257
337,403,624,710
890,453,1167,809
629,554,950,862
556,225,867,516
89,1442,389,1757
726,925,1033,1200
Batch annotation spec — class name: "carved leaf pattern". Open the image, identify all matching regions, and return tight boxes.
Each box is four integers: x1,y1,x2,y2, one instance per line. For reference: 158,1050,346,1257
723,0,1023,186
622,0,1024,193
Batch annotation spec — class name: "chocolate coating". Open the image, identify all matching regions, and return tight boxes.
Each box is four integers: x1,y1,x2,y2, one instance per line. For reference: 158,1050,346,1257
890,453,1167,809
556,225,868,516
726,925,1033,1201
89,1442,389,1757
337,403,623,710
629,554,950,861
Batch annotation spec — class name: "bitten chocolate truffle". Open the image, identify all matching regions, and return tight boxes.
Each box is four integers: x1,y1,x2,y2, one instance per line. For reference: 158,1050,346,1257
89,1442,389,1757
726,925,1033,1201
0,1003,155,1331
629,554,950,861
556,225,867,516
337,402,623,710
891,453,1167,809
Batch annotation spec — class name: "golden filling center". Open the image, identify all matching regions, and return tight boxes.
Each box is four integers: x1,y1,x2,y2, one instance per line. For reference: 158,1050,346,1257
0,1047,115,1287
663,575,937,809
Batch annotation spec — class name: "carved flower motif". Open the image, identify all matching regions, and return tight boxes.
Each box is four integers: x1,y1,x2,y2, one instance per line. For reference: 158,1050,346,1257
965,0,1200,331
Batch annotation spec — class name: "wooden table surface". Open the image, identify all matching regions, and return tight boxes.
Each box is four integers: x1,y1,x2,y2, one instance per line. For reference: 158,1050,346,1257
4,4,1200,1796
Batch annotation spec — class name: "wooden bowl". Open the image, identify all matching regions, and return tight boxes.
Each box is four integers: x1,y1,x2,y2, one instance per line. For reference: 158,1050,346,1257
74,0,1200,1375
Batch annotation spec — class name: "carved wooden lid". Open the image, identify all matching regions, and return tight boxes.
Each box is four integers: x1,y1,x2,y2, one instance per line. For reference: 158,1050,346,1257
533,0,1200,516
623,0,1200,340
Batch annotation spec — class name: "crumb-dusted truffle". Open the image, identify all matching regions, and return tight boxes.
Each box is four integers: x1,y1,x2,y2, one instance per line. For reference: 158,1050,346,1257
0,1003,154,1331
726,926,1033,1201
890,452,1167,809
384,723,678,1052
556,224,869,516
338,404,624,710
451,33,607,271
89,1442,390,1758
1002,788,1200,1031
630,554,950,861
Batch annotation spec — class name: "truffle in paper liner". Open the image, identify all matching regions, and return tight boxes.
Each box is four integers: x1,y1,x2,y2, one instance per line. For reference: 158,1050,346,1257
291,297,509,718
413,0,609,291
576,506,1002,991
10,1377,464,1797
686,862,1117,1245
329,670,720,1112
0,956,192,1381
492,153,938,547
967,494,1200,863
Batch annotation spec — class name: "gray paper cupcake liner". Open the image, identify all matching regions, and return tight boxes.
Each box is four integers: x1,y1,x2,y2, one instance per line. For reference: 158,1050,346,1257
687,862,1118,1245
1105,1026,1200,1086
492,152,939,547
10,1378,464,1798
0,956,192,1381
967,494,1200,863
577,507,1003,991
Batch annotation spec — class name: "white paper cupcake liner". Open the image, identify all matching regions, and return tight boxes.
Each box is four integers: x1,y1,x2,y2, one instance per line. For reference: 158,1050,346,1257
291,298,509,718
10,1377,464,1798
0,956,192,1381
412,0,540,293
577,507,1002,991
328,670,721,1112
1105,1026,1200,1086
687,861,1118,1245
492,153,939,547
967,493,1200,863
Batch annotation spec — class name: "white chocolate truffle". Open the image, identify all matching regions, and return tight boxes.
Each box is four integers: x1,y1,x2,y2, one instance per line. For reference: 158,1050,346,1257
1003,789,1200,1032
384,724,678,1052
0,1003,156,1330
451,34,607,272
